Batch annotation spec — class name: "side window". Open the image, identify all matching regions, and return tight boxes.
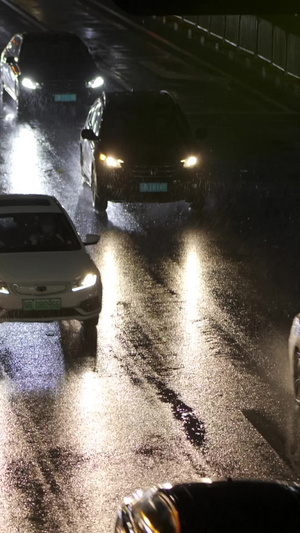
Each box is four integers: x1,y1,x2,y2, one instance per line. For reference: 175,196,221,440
85,107,95,130
91,101,103,136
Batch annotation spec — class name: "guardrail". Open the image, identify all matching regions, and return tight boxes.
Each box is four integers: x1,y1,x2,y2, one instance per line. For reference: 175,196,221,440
168,15,300,80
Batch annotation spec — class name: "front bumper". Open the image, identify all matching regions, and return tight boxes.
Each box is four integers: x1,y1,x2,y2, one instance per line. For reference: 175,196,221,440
19,85,103,109
0,284,102,323
95,164,204,203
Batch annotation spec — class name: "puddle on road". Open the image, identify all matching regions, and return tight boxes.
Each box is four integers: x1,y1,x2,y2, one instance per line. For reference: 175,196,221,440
150,376,206,448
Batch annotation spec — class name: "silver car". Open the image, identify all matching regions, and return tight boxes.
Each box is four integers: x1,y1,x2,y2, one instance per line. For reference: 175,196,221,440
0,194,102,333
0,31,104,114
288,314,300,404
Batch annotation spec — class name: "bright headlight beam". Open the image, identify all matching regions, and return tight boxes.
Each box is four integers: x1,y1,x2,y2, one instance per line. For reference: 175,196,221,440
0,284,9,295
72,273,97,292
21,77,40,90
87,76,104,89
181,156,198,168
99,154,124,168
106,156,123,168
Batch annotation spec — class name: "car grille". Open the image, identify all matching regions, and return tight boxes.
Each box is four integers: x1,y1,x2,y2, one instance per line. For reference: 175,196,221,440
12,283,68,296
45,79,83,92
131,164,179,181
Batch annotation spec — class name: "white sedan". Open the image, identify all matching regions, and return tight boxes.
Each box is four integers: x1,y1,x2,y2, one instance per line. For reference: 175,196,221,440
288,314,300,404
0,194,102,333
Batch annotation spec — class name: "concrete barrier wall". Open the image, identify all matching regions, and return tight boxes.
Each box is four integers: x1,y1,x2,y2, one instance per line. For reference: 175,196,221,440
175,14,300,80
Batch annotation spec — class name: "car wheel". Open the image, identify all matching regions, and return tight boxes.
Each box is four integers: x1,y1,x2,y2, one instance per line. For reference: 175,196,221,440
17,98,25,115
16,85,27,116
15,82,21,110
189,195,205,213
81,316,98,338
92,166,108,212
80,147,88,184
83,316,99,327
293,348,300,404
0,81,4,115
81,317,98,356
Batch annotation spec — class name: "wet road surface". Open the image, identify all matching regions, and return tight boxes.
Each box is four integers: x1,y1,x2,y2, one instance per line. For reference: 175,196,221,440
0,0,300,531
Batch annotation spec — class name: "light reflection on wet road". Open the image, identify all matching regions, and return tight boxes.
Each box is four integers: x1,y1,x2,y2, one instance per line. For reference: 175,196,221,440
0,0,300,530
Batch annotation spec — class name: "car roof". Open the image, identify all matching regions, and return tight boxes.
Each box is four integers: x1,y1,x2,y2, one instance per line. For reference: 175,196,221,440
0,194,64,214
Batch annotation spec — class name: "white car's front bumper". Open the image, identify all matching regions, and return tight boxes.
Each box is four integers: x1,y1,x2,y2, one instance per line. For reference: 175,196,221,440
0,281,102,323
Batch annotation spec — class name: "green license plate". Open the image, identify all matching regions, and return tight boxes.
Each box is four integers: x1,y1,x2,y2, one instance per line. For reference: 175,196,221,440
54,93,77,102
22,299,61,311
139,183,168,193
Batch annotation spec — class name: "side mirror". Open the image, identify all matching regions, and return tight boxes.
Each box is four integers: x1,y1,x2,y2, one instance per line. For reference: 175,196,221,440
81,128,99,141
6,56,16,65
83,233,100,246
195,127,207,140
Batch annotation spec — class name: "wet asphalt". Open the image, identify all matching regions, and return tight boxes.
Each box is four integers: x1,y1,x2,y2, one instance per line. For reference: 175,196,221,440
0,0,300,531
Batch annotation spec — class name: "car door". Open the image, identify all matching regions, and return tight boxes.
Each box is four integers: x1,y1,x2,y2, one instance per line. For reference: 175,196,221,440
82,99,103,182
1,34,22,100
81,105,96,181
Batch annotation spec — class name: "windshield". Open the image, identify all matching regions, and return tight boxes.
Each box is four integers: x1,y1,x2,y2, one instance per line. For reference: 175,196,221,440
19,38,95,69
0,213,81,252
101,101,192,145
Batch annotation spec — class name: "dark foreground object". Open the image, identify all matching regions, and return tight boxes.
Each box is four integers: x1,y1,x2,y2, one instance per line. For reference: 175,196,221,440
116,478,300,532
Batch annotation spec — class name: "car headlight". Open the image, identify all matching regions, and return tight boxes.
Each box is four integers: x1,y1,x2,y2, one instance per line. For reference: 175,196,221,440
99,153,124,168
0,282,9,295
116,487,180,533
181,156,199,168
86,76,104,89
21,77,42,90
72,273,98,292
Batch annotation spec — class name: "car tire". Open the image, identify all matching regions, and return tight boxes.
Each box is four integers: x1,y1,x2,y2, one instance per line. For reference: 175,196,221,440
293,348,300,404
82,316,99,329
92,166,108,212
15,82,22,112
80,148,88,185
0,80,4,115
81,317,98,356
189,195,205,213
17,88,28,116
81,316,98,338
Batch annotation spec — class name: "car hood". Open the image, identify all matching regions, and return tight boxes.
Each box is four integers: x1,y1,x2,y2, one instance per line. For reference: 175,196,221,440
0,251,99,283
20,62,100,82
99,140,195,164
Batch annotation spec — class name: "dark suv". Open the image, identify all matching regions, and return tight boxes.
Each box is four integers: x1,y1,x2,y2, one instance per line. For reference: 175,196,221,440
80,90,206,211
0,31,104,113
